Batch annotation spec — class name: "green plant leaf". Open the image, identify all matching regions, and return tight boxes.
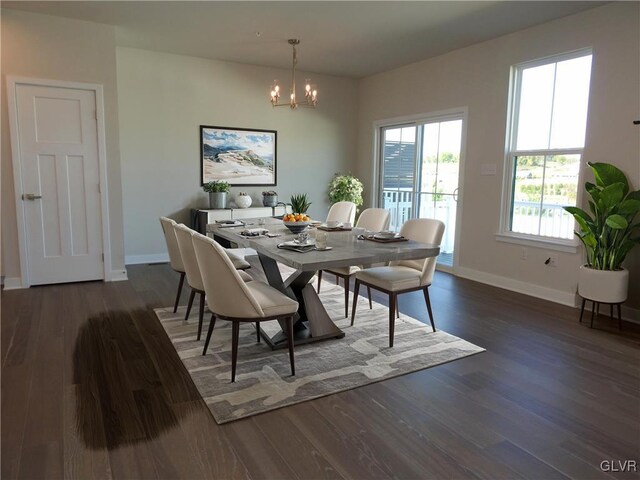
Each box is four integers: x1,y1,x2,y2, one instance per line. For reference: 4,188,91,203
605,214,628,229
599,182,625,210
564,206,593,223
588,162,629,195
618,199,640,216
290,193,311,214
626,190,640,201
573,214,595,236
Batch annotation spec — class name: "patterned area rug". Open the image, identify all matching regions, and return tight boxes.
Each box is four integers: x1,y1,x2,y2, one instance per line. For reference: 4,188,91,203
154,282,484,424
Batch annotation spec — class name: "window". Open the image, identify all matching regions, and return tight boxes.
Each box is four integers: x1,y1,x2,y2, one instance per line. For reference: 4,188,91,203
503,50,592,242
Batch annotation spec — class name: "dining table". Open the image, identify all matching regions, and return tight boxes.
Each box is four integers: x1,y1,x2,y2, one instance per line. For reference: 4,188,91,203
207,217,440,350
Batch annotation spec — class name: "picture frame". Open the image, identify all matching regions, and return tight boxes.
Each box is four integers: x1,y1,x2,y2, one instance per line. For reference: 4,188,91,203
200,125,277,186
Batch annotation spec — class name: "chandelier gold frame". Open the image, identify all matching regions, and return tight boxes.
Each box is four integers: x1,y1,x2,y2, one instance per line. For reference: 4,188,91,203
270,39,318,109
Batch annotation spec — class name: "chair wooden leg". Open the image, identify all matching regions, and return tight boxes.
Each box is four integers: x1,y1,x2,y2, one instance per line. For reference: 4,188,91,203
351,280,361,326
590,301,596,328
202,314,217,355
256,322,261,343
231,321,240,383
389,293,396,348
367,286,373,309
396,299,400,319
335,275,339,285
617,303,622,330
197,293,206,340
173,272,185,313
423,287,436,332
285,316,296,376
317,270,323,293
185,289,196,321
344,276,350,318
579,297,586,323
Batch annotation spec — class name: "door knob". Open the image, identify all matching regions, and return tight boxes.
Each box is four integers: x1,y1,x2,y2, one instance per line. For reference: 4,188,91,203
22,193,42,200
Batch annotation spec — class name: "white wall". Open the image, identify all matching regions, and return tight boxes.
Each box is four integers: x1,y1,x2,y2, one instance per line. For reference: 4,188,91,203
116,47,358,262
355,3,640,309
1,9,126,280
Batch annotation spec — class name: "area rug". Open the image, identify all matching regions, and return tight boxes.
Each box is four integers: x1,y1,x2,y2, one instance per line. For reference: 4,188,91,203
154,282,484,424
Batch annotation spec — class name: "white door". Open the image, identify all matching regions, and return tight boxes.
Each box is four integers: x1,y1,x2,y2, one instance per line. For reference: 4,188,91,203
15,84,104,285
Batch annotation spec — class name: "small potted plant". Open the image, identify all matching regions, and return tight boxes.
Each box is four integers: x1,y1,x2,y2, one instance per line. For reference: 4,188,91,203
564,162,640,305
328,173,364,211
262,190,278,207
290,193,311,215
283,193,312,234
203,180,230,209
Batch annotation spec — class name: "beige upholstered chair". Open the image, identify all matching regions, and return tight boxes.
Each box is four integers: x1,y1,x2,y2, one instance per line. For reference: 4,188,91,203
159,217,186,313
326,201,356,225
175,224,252,340
317,208,391,317
192,232,299,382
351,218,445,347
174,224,208,340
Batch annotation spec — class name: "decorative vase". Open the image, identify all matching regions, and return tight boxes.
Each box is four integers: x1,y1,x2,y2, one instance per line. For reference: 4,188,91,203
209,192,227,209
235,193,252,209
262,194,278,207
578,265,629,304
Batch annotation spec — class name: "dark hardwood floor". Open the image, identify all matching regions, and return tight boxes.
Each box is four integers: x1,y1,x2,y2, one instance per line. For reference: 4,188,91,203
2,264,639,479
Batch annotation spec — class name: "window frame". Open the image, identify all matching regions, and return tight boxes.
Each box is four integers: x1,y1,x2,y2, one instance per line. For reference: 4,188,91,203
497,48,593,252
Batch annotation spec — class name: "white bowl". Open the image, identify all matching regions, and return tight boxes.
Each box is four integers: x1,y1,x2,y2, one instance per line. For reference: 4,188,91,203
326,221,341,228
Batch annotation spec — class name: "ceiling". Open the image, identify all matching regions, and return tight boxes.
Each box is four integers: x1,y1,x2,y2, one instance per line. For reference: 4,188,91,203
2,1,606,78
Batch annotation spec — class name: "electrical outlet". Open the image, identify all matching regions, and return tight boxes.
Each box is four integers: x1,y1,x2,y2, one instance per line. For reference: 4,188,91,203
546,254,558,267
520,247,527,260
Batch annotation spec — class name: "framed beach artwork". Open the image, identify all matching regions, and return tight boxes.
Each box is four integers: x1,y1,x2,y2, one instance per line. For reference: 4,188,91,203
200,125,277,186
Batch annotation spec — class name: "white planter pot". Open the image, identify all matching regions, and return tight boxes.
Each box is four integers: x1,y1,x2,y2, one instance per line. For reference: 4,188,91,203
578,265,629,304
235,194,252,209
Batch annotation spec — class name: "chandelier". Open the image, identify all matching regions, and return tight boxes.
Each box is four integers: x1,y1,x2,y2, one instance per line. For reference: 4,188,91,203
270,39,318,109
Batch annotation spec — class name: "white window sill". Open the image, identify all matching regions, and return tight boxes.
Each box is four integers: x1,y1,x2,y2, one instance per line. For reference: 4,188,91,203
495,232,580,253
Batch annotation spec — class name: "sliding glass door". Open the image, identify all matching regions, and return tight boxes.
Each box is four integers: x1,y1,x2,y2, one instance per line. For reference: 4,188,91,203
379,114,464,268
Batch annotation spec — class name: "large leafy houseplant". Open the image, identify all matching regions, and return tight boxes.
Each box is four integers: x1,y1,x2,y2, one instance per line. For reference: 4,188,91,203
564,162,640,271
328,174,364,209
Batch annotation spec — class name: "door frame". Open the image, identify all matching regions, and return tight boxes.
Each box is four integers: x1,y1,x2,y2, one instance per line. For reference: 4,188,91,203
7,76,112,287
372,107,468,273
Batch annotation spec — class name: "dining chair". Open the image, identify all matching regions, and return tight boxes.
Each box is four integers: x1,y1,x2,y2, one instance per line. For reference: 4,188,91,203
326,201,356,225
192,232,298,382
351,218,445,347
317,208,391,317
175,224,253,340
159,217,186,313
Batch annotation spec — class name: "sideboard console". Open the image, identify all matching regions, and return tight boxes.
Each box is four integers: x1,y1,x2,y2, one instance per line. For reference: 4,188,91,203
190,206,289,234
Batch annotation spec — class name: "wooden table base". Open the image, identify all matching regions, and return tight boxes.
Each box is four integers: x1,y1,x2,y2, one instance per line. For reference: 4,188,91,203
257,253,345,350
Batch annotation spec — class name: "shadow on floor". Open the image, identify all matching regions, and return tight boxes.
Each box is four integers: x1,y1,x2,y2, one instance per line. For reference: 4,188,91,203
72,310,199,449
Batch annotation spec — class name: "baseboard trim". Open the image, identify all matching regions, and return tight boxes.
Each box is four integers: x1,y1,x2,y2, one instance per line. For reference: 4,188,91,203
455,267,639,324
109,270,128,282
456,267,578,307
125,253,169,265
2,276,24,290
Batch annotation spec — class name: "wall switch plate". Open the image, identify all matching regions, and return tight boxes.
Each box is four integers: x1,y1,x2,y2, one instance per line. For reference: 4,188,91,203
547,254,558,267
480,163,497,176
520,247,527,260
